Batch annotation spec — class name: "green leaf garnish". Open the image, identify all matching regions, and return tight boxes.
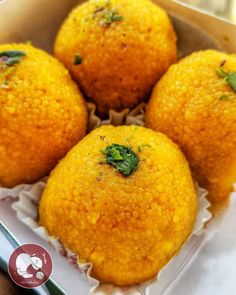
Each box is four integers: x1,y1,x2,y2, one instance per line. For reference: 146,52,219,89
105,144,139,177
108,146,123,160
216,68,227,78
227,72,236,92
216,67,236,93
73,54,82,65
0,50,26,66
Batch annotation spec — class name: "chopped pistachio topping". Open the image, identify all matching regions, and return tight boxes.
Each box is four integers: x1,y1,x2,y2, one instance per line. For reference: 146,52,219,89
216,67,236,93
219,95,230,101
138,144,152,152
0,50,26,88
99,9,123,26
105,144,139,177
96,171,103,182
73,54,82,65
93,1,123,27
216,67,227,78
0,80,9,89
0,50,26,66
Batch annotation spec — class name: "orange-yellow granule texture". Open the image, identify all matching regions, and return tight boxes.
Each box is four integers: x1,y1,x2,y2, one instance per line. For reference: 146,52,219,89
146,50,236,204
39,125,197,286
0,43,87,187
54,0,177,114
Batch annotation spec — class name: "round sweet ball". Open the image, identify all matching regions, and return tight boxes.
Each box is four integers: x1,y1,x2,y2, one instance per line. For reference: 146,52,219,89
54,0,177,114
146,50,236,203
39,125,197,286
0,43,87,187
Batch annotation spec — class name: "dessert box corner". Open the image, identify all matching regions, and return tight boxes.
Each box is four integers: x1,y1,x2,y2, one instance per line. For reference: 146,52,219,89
0,0,236,295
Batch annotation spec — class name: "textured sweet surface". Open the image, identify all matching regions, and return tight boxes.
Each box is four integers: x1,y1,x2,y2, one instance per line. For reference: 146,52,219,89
39,125,197,286
146,50,236,203
0,43,87,187
54,0,177,114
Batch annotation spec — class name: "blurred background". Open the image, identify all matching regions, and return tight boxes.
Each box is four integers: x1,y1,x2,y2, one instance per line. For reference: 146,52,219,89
179,0,236,23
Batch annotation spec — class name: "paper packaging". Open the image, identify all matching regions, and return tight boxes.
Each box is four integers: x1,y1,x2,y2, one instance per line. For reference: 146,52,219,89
0,0,236,294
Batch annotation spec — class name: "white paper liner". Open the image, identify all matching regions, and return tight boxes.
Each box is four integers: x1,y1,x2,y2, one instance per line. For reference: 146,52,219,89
87,102,146,132
0,181,211,295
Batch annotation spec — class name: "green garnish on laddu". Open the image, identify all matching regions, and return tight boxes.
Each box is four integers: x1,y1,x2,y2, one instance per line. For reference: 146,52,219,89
99,9,123,26
105,144,139,177
216,67,236,93
0,50,26,66
73,53,82,65
0,50,26,89
93,0,123,27
219,95,230,101
138,144,152,152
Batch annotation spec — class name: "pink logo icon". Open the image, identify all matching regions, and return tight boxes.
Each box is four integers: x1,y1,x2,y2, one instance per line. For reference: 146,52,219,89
8,244,52,288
